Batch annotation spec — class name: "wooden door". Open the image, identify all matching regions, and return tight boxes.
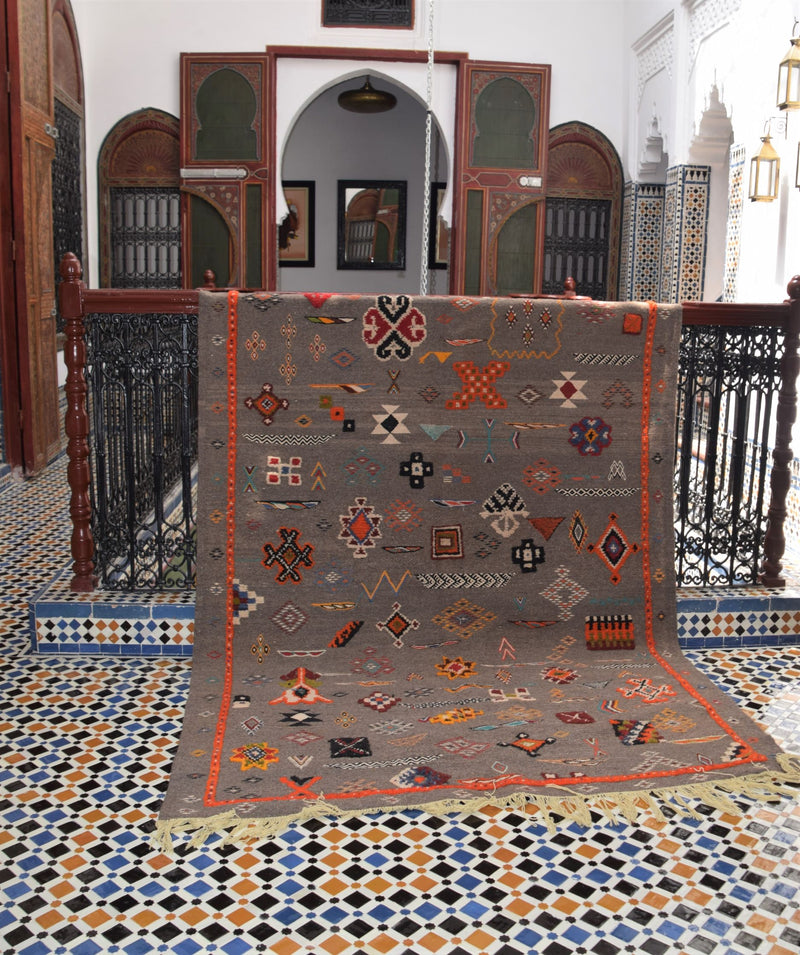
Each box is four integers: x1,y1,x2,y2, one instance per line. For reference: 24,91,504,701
6,0,60,472
451,61,551,296
179,54,271,290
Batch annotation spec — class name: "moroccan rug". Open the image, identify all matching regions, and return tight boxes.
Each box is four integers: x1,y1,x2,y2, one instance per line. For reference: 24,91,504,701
157,290,798,846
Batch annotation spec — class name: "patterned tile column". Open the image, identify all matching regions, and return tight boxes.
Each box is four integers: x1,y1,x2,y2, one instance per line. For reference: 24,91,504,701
619,182,666,300
723,144,746,303
660,164,710,303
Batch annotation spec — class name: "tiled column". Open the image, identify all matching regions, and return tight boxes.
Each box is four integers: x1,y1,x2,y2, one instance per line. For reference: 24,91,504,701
722,144,746,303
619,182,666,300
660,164,710,303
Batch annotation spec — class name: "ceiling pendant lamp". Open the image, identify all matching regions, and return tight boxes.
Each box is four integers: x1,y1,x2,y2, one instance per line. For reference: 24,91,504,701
338,76,397,114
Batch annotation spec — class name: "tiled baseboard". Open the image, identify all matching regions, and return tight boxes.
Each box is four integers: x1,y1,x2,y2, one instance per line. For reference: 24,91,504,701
30,568,194,656
29,569,800,656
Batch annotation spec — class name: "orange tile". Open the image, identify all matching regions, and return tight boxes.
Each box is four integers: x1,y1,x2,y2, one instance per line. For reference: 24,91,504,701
597,894,627,913
364,876,393,894
410,874,438,893
465,929,495,951
129,911,163,929
552,896,580,915
408,849,434,866
507,898,536,918
267,938,302,955
318,936,357,955
319,877,349,896
642,891,669,910
669,861,697,880
368,934,401,953
36,910,67,930
178,908,209,927
746,913,776,933
686,887,713,906
416,932,450,953
497,871,526,890
226,907,257,928
230,878,259,896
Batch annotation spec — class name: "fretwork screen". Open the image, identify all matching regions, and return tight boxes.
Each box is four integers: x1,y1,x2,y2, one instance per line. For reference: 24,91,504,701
109,187,182,289
322,0,413,27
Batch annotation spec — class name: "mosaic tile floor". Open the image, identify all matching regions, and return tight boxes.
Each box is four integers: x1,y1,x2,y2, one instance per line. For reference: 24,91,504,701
2,459,800,955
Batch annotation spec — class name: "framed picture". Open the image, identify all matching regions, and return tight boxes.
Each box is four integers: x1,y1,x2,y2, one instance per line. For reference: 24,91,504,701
279,181,315,267
428,181,449,269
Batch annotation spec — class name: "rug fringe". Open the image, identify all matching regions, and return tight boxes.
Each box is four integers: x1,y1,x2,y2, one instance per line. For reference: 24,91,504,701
153,754,800,853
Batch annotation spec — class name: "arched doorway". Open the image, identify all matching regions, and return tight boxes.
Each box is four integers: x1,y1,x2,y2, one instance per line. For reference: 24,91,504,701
542,122,623,299
278,74,449,294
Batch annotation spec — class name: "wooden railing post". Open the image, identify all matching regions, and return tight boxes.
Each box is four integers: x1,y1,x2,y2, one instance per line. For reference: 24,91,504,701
60,252,98,592
759,274,800,587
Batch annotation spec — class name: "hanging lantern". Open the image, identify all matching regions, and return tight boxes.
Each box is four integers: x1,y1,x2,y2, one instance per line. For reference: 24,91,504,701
748,132,780,202
777,22,800,110
338,77,397,114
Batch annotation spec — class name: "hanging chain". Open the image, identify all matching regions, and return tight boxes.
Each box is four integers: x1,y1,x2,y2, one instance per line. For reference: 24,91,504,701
419,0,435,295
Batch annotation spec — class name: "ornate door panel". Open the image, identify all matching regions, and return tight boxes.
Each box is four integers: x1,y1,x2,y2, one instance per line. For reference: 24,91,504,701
180,55,270,289
452,62,551,295
11,0,60,471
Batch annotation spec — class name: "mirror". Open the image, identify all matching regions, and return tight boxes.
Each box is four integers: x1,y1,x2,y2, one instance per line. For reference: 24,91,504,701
337,180,406,270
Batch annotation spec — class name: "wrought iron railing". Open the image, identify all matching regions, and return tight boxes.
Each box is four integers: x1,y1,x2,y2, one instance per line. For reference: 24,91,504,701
674,323,783,585
59,253,800,592
84,311,197,588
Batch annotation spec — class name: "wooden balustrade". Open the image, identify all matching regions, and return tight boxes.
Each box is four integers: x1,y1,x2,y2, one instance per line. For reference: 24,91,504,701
58,254,800,593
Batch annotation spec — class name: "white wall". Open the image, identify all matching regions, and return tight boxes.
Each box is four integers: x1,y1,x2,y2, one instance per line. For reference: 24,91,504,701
70,0,628,286
69,0,798,303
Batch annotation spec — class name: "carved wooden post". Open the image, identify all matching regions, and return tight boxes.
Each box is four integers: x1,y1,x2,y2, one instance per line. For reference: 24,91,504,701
759,274,800,587
60,252,98,592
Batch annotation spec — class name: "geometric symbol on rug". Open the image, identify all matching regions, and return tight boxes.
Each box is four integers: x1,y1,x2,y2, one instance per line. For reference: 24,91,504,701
568,415,612,456
263,527,315,583
649,707,698,734
390,766,451,788
418,385,440,403
608,459,627,480
310,463,326,491
231,578,264,624
384,498,424,532
271,600,309,635
328,620,364,649
229,742,280,771
540,565,589,620
550,371,587,408
251,633,270,663
541,666,578,685
431,524,464,560
376,602,420,648
435,656,477,681
511,539,546,573
399,451,434,489
432,598,497,639
240,716,263,735
584,614,635,651
330,347,359,369
522,459,562,495
587,513,639,585
528,515,565,540
555,711,595,724
279,710,322,725
617,677,677,704
480,483,529,538
362,294,427,361
269,667,332,705
358,690,402,713
372,404,411,444
602,379,635,410
283,731,323,746
244,381,290,426
437,737,492,758
329,736,373,758
420,423,451,441
446,360,510,410
516,383,545,405
609,719,663,745
343,448,383,485
497,733,556,757
245,328,267,360
339,497,383,557
622,312,643,335
569,511,589,553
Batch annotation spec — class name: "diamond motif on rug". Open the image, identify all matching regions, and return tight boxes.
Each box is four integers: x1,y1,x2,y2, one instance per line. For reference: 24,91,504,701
339,497,382,557
540,566,589,620
432,598,497,639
